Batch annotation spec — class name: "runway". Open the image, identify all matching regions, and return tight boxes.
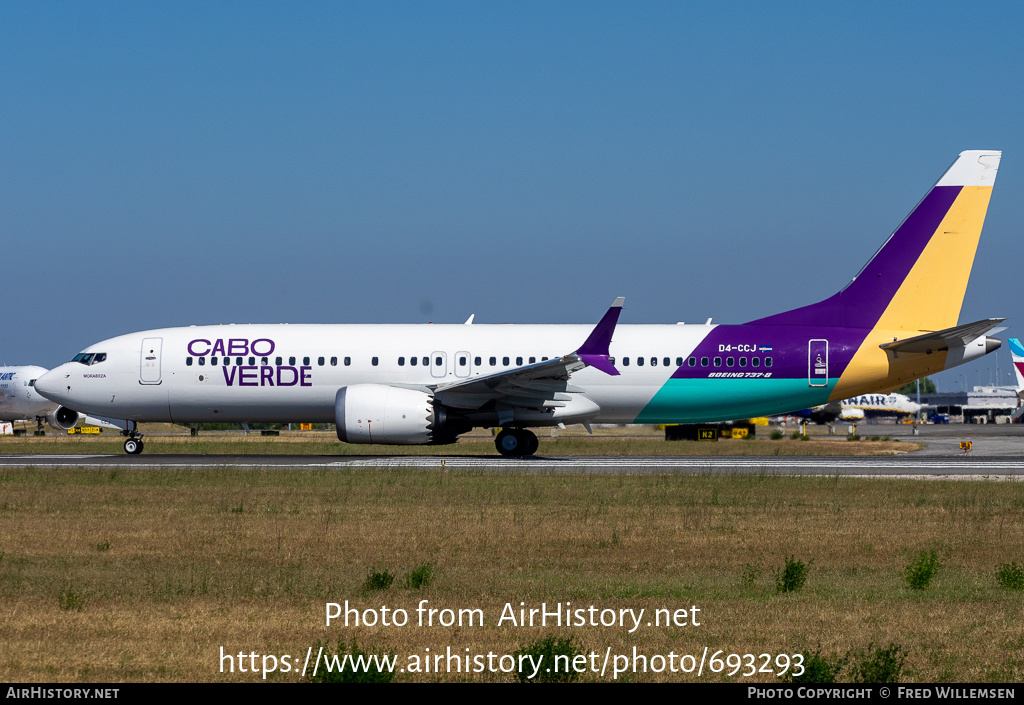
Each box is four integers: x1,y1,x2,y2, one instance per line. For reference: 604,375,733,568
2,451,1024,479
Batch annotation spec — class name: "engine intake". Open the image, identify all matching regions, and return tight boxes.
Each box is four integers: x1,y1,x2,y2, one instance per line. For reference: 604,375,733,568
47,406,80,431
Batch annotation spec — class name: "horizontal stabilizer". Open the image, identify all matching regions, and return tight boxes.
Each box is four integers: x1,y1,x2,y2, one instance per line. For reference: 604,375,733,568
879,318,1004,355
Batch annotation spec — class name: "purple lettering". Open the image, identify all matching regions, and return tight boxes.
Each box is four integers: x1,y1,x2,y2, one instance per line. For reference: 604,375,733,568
188,339,211,356
260,366,275,386
211,339,226,356
222,366,238,386
251,339,275,356
239,366,258,387
300,366,312,387
276,366,298,387
228,339,249,356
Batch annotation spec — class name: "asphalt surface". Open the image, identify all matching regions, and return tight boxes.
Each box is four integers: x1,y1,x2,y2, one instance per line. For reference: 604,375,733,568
0,424,1022,477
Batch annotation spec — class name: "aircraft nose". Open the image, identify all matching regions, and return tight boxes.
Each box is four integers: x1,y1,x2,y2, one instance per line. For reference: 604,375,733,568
35,366,71,403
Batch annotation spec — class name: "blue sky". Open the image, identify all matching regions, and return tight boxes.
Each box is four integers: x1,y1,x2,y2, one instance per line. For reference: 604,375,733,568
3,1,1022,391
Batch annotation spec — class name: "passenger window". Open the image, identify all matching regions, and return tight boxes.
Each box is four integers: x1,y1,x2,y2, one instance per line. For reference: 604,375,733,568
765,357,773,367
665,357,671,367
529,357,536,364
542,357,549,361
490,357,496,366
344,357,351,366
739,357,747,367
650,357,657,367
435,356,443,367
637,357,644,367
372,357,379,366
410,356,418,366
752,358,760,367
398,357,405,366
713,357,722,367
302,357,309,365
623,357,630,366
502,356,509,366
276,357,282,365
211,357,218,365
701,357,709,366
726,357,734,367
289,357,296,365
262,357,268,365
459,356,467,366
198,357,206,366
475,357,481,366
249,357,256,366
688,357,696,367
237,357,243,366
331,357,338,366
186,357,193,366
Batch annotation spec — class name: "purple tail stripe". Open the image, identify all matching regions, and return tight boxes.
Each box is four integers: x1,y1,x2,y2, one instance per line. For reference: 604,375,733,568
749,185,962,329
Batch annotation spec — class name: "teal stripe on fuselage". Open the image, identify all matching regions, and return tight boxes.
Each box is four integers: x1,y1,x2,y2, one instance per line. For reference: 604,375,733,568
634,378,837,424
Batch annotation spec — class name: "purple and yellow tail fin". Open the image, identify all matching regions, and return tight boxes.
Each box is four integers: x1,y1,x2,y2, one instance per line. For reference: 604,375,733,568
750,150,1001,333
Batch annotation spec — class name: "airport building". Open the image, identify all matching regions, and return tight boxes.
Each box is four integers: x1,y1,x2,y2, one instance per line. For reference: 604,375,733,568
921,386,1020,423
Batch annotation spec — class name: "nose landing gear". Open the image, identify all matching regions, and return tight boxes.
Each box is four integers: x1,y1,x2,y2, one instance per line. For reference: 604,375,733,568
122,421,145,454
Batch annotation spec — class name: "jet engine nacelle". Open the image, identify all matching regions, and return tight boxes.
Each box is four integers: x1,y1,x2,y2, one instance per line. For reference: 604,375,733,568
47,406,80,431
336,384,448,444
837,407,866,421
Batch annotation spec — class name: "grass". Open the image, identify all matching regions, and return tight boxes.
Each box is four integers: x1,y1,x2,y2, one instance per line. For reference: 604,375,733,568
1,466,1022,681
0,427,915,456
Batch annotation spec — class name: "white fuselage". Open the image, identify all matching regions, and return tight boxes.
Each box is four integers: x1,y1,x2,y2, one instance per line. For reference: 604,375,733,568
0,366,54,421
35,322,714,425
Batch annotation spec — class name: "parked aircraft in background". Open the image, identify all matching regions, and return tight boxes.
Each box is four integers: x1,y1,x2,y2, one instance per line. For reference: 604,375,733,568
0,365,119,432
796,393,921,424
35,151,1003,455
1009,338,1024,401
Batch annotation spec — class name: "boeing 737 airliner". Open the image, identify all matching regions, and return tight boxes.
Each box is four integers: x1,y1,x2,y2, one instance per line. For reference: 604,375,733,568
36,151,1004,455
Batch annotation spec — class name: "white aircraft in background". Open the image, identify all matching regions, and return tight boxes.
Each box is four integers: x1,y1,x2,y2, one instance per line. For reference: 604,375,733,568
0,365,119,433
34,151,1003,455
1009,338,1024,401
797,392,921,424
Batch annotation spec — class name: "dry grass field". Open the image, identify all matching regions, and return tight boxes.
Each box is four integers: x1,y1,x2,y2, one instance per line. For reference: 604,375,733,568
1,462,1022,682
0,424,913,456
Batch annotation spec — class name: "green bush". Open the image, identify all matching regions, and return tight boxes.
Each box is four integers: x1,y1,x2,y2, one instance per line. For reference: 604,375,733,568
513,634,584,682
770,430,784,440
307,639,395,683
905,550,942,590
775,556,811,593
850,642,907,683
779,647,846,683
403,563,433,590
996,562,1024,590
59,589,85,612
361,569,395,593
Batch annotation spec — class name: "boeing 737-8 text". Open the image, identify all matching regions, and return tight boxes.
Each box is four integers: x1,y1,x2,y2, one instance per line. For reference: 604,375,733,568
35,151,1004,455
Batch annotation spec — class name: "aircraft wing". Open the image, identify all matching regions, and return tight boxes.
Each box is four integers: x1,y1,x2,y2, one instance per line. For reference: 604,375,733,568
431,298,624,423
879,318,1005,355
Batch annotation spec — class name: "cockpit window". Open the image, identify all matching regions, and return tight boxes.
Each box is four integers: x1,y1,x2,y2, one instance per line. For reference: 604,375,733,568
71,352,107,366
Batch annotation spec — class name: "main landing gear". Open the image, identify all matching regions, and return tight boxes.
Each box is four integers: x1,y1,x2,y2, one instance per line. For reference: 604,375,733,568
122,421,144,455
495,428,539,457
